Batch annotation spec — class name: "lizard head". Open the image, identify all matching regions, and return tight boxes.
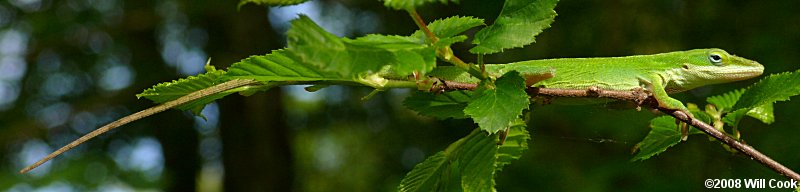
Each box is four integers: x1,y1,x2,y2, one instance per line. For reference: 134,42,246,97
666,48,764,92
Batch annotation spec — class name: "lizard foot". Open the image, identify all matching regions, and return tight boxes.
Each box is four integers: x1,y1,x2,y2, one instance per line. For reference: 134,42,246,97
670,108,693,141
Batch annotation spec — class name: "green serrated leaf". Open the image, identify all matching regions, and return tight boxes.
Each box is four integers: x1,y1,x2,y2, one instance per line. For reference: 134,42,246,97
354,33,420,44
403,91,473,119
747,103,774,124
722,108,748,127
383,0,458,10
495,119,529,172
733,70,800,110
137,48,358,118
429,16,484,38
632,116,685,161
351,35,436,76
470,0,559,54
451,130,496,192
427,66,480,84
224,49,345,83
706,88,745,112
137,67,230,116
398,128,497,192
435,35,468,47
686,103,713,125
412,16,484,41
721,70,800,127
443,159,463,192
410,16,483,48
238,0,309,8
722,103,774,127
464,71,530,133
287,15,435,77
398,152,448,192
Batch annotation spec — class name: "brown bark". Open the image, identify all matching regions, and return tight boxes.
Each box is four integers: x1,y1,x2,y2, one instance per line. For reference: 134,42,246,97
219,89,293,191
216,4,294,192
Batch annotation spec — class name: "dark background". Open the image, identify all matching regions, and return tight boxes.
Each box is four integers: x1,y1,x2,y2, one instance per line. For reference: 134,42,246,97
0,0,798,191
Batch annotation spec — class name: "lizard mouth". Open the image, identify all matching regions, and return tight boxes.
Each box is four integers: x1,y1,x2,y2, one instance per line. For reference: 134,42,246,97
693,61,764,83
715,64,764,81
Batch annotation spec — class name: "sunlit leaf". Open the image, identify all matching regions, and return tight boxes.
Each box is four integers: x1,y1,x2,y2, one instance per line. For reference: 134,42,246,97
137,49,358,117
434,35,468,48
470,0,559,54
136,66,231,116
723,70,800,127
287,15,435,77
746,103,774,124
733,70,800,110
224,49,346,83
411,16,484,42
722,103,773,126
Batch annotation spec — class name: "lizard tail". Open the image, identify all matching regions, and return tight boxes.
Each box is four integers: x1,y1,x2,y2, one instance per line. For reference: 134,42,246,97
19,79,260,174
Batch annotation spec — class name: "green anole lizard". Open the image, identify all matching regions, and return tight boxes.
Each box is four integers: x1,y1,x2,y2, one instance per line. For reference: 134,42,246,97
433,48,763,114
20,48,763,173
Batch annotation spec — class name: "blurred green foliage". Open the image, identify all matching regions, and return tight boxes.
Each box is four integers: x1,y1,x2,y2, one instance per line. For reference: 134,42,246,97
0,0,798,191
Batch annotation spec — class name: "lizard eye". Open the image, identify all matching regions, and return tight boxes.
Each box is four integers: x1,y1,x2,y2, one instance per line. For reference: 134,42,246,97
709,54,723,65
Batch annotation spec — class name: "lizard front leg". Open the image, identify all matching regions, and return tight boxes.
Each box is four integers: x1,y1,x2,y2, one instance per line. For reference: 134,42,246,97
639,75,693,140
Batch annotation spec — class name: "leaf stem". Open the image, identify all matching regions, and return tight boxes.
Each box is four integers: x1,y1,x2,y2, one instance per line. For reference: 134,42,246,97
409,9,438,43
384,79,419,89
478,54,485,73
407,10,488,80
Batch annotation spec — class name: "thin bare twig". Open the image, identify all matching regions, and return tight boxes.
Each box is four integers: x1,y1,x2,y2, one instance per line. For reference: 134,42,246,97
673,110,800,181
440,81,800,181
